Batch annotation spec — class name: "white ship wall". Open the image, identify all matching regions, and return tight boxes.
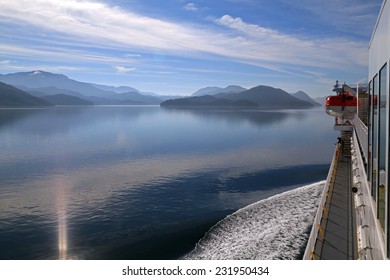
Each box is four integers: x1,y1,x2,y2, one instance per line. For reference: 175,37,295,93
368,0,389,259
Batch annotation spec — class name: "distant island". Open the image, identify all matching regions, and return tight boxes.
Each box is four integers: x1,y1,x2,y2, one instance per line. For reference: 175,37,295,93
161,85,319,109
0,70,321,108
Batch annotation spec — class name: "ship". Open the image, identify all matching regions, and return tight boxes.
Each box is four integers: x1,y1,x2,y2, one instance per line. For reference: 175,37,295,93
303,0,389,260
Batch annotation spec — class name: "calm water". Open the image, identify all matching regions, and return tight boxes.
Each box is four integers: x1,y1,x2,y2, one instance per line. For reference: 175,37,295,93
0,106,337,259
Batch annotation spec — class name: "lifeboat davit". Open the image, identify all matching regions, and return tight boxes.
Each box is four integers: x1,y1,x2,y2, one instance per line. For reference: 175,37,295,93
325,81,359,119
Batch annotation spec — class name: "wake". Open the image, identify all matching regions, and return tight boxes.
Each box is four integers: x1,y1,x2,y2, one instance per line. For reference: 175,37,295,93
183,181,325,260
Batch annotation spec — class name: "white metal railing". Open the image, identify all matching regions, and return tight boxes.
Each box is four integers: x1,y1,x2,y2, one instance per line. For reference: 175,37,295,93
303,145,339,260
353,116,368,165
351,128,388,259
350,134,373,260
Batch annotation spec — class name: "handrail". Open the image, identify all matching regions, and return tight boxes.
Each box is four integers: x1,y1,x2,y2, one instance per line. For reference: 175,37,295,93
350,129,373,259
303,145,339,259
351,137,372,260
353,116,368,166
352,125,390,259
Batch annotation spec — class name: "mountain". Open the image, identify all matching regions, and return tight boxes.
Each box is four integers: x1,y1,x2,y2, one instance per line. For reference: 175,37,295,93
22,86,86,98
0,81,52,107
0,70,114,97
86,91,161,105
91,83,140,94
42,94,93,105
222,85,313,109
0,70,163,105
112,91,161,104
192,85,246,96
91,83,164,98
292,91,321,106
0,70,128,99
314,96,327,106
191,87,223,96
160,95,258,108
162,85,313,109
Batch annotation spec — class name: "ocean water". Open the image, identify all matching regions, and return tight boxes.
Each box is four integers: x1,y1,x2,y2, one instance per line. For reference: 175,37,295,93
0,106,337,260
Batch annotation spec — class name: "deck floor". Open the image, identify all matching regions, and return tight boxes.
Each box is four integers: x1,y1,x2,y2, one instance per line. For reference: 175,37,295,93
313,153,357,260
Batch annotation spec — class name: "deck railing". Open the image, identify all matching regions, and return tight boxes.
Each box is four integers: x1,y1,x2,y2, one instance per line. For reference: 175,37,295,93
303,145,339,260
353,116,368,166
350,129,374,259
351,126,390,259
304,117,386,260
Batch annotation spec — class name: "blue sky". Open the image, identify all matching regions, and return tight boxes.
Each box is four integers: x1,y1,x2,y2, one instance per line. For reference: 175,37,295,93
0,0,383,96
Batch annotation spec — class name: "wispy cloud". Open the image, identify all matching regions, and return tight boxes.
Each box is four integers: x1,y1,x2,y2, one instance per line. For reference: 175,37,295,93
279,0,381,37
0,59,25,71
215,14,368,68
0,59,86,73
184,3,198,12
114,66,136,74
124,53,142,58
0,0,213,52
0,0,370,87
0,43,138,65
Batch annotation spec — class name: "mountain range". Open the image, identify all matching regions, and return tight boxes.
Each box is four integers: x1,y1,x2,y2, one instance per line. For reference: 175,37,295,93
0,70,163,105
0,70,321,108
162,85,320,109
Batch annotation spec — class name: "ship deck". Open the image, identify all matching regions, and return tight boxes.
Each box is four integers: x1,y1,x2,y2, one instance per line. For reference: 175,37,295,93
312,147,357,259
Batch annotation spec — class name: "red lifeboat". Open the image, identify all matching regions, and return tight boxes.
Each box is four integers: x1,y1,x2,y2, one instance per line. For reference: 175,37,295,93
325,81,359,119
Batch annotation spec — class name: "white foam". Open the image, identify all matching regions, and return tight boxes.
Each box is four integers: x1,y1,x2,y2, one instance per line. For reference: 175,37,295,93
183,181,325,260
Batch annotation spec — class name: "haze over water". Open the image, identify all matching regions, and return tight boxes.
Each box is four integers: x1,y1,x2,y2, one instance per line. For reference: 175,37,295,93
0,106,337,259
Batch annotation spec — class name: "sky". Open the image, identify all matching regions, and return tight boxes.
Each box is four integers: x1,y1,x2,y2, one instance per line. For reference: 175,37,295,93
0,0,384,96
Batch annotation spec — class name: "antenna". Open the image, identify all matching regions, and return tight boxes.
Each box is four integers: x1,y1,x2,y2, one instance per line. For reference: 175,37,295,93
332,80,342,93
357,83,359,115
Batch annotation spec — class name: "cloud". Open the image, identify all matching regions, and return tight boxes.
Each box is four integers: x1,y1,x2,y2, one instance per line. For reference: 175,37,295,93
279,0,381,37
0,59,86,73
0,43,139,68
217,15,275,36
114,66,136,74
215,15,368,68
124,53,142,58
184,3,198,11
0,0,211,52
0,0,368,78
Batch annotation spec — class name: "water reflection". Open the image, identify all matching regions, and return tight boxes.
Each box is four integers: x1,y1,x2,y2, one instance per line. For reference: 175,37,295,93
0,106,159,137
161,107,307,127
58,203,68,260
55,176,69,260
0,106,337,259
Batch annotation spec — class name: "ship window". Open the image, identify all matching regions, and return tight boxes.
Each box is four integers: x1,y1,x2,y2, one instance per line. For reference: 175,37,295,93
358,83,369,126
387,62,390,259
378,64,387,230
372,75,379,202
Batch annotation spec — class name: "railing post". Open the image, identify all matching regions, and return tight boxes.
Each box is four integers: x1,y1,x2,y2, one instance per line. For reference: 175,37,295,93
317,224,325,241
